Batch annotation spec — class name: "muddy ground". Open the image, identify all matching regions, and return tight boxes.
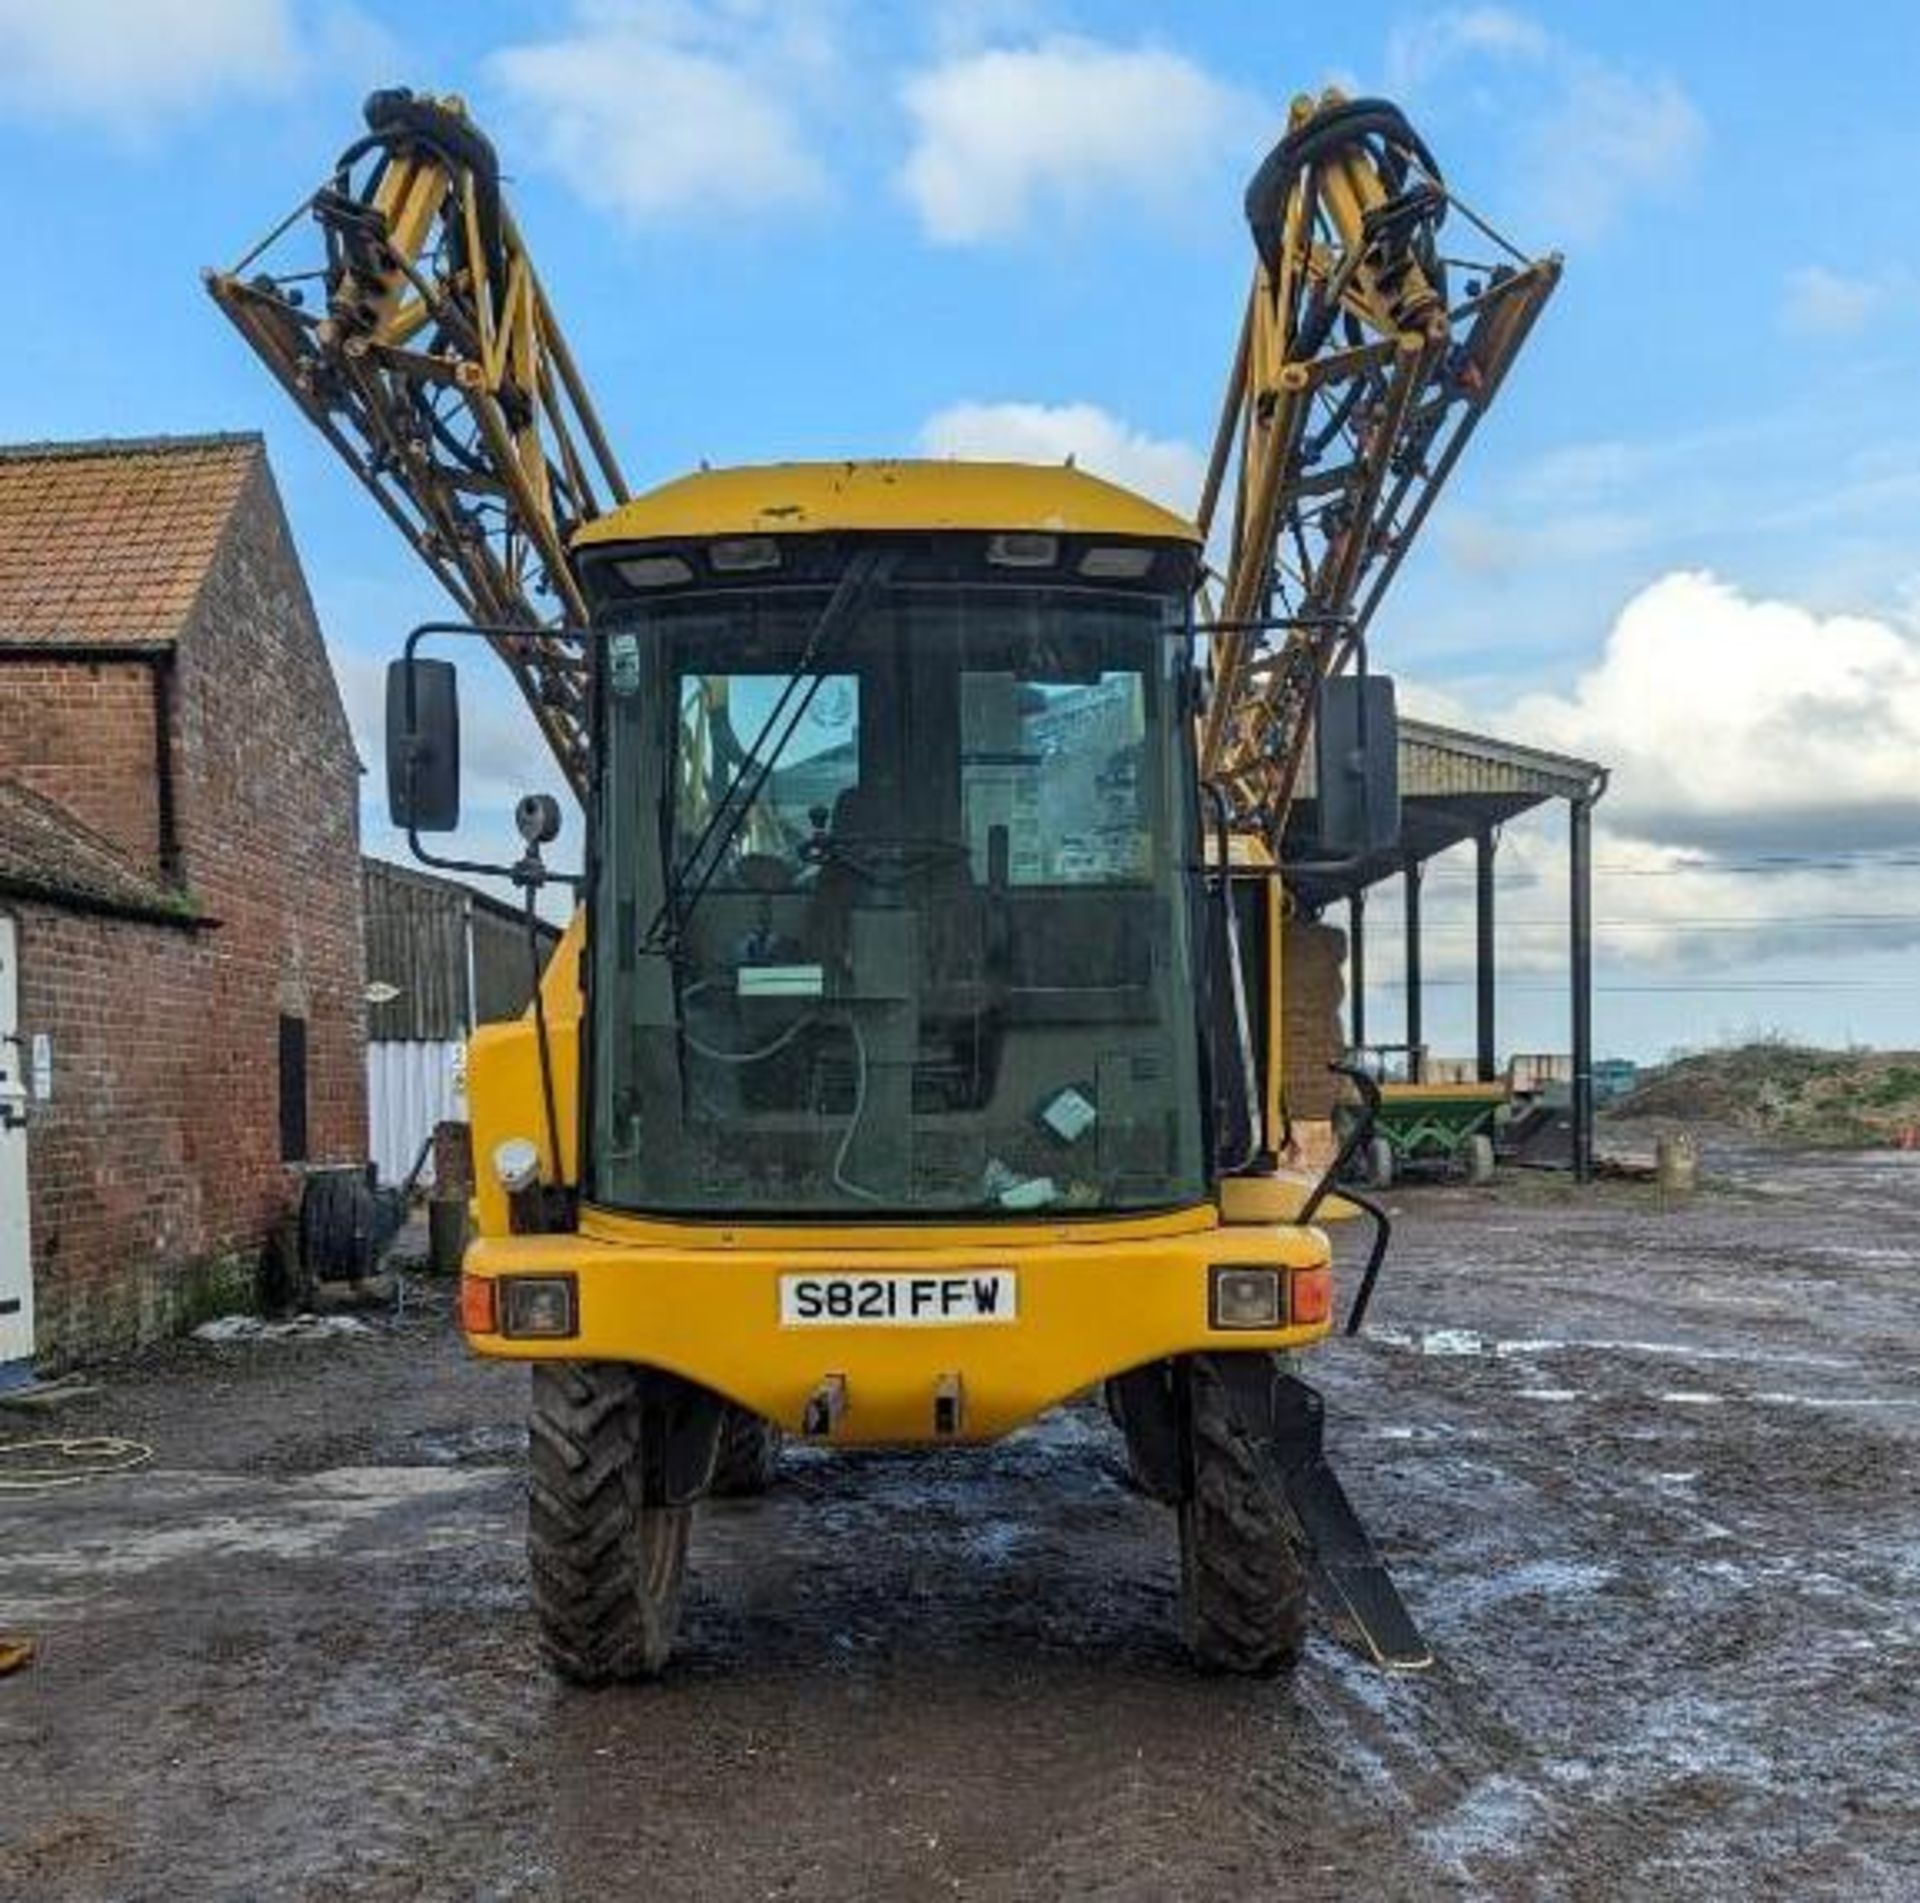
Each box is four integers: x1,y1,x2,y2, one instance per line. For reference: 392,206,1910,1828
4,1136,1918,1901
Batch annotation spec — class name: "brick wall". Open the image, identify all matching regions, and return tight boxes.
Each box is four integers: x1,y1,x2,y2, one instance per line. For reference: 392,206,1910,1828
10,902,230,1354
169,455,366,1258
14,451,367,1364
0,658,162,871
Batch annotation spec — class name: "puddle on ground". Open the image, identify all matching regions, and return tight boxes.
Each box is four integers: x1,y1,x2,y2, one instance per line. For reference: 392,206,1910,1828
403,1424,526,1466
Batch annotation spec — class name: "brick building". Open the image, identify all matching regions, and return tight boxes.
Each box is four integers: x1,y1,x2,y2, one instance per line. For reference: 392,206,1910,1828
0,435,365,1370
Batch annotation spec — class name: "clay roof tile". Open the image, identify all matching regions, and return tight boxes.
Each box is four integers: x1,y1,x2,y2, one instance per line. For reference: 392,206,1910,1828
0,433,261,649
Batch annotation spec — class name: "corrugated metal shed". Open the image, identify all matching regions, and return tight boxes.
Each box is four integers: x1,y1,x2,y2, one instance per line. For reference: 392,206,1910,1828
362,858,558,1041
368,1040,464,1185
472,898,558,1027
362,858,561,1186
1285,716,1610,1181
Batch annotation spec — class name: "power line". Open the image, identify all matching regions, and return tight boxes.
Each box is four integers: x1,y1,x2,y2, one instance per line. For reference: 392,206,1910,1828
1366,978,1915,994
1418,854,1920,883
1414,914,1920,932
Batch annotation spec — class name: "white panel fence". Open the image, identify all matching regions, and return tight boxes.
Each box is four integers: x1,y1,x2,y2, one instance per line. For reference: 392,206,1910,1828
368,1040,467,1188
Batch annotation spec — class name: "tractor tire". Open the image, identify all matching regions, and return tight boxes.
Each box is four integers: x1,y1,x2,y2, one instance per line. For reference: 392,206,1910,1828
708,1405,783,1497
1178,1356,1311,1676
1463,1132,1496,1185
527,1362,690,1686
1367,1134,1396,1189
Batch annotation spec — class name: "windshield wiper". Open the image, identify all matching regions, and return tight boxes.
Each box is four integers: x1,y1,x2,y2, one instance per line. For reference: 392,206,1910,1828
641,547,894,957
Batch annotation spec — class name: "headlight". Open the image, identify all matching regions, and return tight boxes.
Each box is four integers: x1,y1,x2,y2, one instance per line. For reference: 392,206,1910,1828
499,1274,578,1339
492,1136,541,1194
1210,1266,1283,1329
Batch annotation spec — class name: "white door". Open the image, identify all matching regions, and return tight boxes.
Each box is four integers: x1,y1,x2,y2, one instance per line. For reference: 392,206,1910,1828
0,915,33,1367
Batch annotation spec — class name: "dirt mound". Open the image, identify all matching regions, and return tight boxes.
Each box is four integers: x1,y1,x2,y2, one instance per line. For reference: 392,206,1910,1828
1610,1041,1920,1147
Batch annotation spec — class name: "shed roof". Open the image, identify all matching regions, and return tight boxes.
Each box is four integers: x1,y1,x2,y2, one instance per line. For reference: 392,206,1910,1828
1399,719,1608,803
1286,716,1607,907
0,433,261,650
0,778,201,925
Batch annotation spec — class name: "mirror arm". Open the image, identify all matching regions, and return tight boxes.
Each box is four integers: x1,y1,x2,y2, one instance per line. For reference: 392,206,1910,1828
397,622,584,888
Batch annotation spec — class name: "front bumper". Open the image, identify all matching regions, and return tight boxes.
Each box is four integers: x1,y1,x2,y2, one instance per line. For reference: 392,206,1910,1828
462,1206,1333,1444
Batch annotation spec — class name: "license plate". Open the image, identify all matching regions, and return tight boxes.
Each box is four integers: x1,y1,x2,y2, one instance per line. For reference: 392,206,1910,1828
778,1271,1018,1327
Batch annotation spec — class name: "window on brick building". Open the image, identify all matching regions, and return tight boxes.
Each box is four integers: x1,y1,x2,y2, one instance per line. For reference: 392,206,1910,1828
278,1014,309,1163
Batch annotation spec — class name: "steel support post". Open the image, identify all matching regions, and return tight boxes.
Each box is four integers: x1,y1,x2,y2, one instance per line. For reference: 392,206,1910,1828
1403,858,1424,1081
1475,824,1497,1083
1570,798,1595,1184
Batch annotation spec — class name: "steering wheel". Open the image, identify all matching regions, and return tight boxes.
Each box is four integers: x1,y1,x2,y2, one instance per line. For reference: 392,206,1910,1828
817,835,973,888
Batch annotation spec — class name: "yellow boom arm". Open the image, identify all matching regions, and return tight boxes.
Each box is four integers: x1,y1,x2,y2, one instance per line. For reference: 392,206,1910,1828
1200,92,1559,837
208,87,1554,828
206,89,627,793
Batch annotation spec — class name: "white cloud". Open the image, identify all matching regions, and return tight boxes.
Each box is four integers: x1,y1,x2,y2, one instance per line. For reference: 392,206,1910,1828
897,35,1261,244
487,1,836,225
916,400,1205,513
926,0,1050,56
1527,63,1705,240
1440,505,1655,579
1385,6,1550,92
1382,9,1704,238
0,0,300,125
1781,264,1899,337
1380,575,1920,987
1499,571,1920,855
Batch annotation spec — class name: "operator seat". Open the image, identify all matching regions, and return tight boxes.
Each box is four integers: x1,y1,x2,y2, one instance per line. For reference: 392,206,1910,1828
807,784,990,1000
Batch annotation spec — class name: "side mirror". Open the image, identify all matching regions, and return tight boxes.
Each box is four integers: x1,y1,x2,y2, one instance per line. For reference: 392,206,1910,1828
386,657,461,833
1315,673,1401,855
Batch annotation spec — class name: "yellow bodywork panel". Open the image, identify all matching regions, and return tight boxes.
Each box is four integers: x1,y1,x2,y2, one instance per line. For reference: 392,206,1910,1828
463,909,1339,1442
1219,1172,1361,1225
572,459,1200,548
465,1209,1332,1444
467,911,583,1237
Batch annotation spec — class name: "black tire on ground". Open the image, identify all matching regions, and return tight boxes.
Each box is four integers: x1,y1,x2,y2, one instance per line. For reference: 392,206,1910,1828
1177,1355,1311,1676
1463,1131,1496,1185
527,1362,690,1685
708,1405,784,1497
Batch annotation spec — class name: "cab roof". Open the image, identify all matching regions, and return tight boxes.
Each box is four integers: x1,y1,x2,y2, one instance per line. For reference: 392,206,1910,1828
572,459,1201,549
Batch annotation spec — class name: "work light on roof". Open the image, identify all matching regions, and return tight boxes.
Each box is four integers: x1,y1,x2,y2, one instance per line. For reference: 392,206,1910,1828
1079,546,1156,580
986,532,1058,569
708,536,781,573
617,554,693,589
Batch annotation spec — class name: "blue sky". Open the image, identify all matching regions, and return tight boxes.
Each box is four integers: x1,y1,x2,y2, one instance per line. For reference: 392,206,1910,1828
2,0,1916,1062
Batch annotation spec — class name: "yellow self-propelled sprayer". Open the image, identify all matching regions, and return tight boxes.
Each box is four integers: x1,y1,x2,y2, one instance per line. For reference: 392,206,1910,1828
210,85,1557,1682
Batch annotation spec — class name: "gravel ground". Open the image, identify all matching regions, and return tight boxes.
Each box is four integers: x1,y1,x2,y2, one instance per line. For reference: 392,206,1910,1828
3,1136,1917,1901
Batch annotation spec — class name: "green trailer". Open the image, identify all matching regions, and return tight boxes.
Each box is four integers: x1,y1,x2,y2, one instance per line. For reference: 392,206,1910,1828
1336,1048,1507,1187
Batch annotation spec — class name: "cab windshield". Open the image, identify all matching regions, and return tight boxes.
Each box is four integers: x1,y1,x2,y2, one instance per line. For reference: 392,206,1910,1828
588,565,1207,1218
